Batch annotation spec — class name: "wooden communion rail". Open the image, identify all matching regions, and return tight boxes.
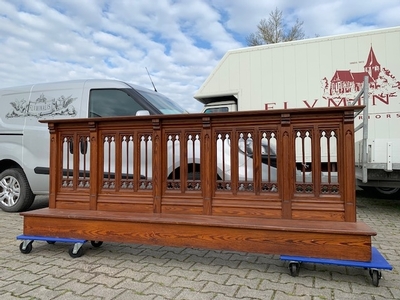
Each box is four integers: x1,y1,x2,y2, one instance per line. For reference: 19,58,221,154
21,106,376,261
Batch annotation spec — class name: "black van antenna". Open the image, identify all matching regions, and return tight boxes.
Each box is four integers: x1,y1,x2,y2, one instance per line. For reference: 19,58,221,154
145,67,157,92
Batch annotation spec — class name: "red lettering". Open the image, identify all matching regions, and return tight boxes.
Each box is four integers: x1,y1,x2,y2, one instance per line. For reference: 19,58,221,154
375,115,381,119
387,114,391,118
303,99,318,108
264,103,276,110
328,98,347,107
284,102,288,109
372,94,389,105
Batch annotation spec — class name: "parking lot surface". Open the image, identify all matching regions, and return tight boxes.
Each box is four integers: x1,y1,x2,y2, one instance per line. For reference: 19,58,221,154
1,191,399,299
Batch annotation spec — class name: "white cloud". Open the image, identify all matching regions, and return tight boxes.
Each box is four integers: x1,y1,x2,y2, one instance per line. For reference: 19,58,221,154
0,0,399,112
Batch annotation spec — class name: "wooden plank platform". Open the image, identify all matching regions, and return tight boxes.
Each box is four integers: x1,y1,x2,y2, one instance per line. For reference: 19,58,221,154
21,208,376,261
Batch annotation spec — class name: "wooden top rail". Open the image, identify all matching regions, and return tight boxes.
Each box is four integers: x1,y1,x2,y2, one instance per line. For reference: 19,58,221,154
42,106,363,222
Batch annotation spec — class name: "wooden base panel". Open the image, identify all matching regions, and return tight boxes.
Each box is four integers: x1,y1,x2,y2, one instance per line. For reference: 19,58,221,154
21,208,375,262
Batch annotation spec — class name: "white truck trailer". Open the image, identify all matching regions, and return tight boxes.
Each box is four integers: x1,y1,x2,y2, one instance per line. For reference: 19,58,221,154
194,26,400,196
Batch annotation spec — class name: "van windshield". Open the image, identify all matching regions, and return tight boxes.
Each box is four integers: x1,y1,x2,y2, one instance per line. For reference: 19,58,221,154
133,86,188,115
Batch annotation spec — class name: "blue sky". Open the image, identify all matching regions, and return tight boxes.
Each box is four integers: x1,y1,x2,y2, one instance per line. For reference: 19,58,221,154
1,0,400,112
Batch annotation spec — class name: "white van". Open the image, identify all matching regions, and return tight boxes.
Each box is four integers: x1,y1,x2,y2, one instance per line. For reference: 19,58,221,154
0,79,188,212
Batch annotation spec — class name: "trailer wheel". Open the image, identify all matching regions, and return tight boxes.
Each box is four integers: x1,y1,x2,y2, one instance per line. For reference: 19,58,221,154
0,168,35,212
19,241,33,254
289,262,300,277
90,241,103,248
369,269,381,287
68,245,84,258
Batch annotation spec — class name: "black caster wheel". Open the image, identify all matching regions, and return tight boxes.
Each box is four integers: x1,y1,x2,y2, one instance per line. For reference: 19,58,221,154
91,241,103,248
68,245,84,258
19,241,33,254
370,269,381,287
289,262,300,277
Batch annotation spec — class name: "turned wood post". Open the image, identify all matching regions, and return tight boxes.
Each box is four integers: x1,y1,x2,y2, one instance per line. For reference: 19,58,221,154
152,118,162,213
48,123,57,209
202,117,212,215
280,113,292,219
89,121,99,210
343,110,357,222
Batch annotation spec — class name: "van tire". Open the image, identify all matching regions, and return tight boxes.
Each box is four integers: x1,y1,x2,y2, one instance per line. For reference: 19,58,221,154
360,186,400,198
0,168,35,212
374,187,400,196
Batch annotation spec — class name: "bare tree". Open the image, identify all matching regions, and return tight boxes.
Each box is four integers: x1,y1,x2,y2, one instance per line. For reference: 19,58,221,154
247,7,305,46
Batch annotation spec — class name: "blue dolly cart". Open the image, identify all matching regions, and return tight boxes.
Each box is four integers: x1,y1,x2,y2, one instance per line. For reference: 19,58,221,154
17,235,103,258
281,247,392,287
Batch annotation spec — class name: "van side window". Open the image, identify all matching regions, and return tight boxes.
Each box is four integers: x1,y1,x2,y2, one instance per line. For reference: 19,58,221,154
89,89,145,117
204,107,229,113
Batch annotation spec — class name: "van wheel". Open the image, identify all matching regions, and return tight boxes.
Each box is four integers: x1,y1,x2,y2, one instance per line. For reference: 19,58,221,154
0,168,35,212
361,186,400,198
375,187,400,195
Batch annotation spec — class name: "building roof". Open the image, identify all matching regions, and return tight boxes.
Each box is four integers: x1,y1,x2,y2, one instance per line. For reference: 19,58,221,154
364,46,380,68
331,70,353,82
352,72,372,83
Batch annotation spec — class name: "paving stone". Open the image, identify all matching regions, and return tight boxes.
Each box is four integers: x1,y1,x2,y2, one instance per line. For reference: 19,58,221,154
185,254,215,265
31,274,71,290
170,277,206,290
6,270,46,284
86,273,124,288
246,269,281,283
314,277,352,292
273,290,311,299
236,285,274,299
20,285,66,299
201,281,239,297
0,281,40,297
195,271,230,284
218,265,249,277
143,273,177,286
258,280,295,294
114,267,150,281
59,269,97,282
294,284,333,299
225,274,260,289
82,284,125,299
114,278,154,293
0,292,31,300
175,288,215,300
56,279,98,295
140,263,173,275
141,282,182,298
163,258,195,269
191,262,222,274
115,289,157,299
167,268,201,280
1,193,399,299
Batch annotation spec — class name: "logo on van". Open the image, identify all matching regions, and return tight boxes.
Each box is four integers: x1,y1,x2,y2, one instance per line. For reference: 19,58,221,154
6,94,77,118
320,46,400,107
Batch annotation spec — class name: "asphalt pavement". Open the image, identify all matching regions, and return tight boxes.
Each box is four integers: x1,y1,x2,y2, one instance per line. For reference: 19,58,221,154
0,191,399,299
